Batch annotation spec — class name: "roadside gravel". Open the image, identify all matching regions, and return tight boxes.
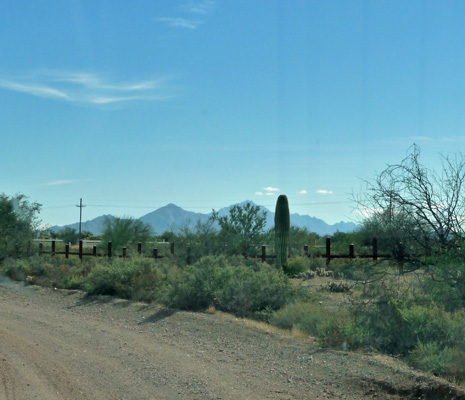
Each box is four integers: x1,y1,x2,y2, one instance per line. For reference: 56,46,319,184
1,278,464,400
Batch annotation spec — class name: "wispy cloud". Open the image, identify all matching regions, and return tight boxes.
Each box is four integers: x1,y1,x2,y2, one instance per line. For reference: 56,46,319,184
264,187,279,192
412,136,433,142
0,71,173,106
179,0,215,14
36,178,93,187
316,190,333,195
154,17,203,29
38,180,74,187
156,0,215,30
299,190,308,195
90,96,138,104
0,80,70,100
255,192,263,196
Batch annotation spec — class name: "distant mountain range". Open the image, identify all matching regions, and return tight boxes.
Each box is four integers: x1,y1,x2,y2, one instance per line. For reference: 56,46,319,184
49,201,358,236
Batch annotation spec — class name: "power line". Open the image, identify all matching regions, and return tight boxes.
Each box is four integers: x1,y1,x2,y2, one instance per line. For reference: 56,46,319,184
43,200,354,210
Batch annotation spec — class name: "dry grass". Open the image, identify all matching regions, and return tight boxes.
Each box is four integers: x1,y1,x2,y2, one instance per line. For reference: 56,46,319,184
212,310,317,343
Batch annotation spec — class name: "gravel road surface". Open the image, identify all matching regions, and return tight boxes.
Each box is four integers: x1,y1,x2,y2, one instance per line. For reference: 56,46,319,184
1,279,464,400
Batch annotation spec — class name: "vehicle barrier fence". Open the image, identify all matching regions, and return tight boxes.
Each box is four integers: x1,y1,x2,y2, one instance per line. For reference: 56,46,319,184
37,237,395,265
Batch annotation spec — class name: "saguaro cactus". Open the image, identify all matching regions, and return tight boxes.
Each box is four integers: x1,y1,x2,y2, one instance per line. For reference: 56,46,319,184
275,194,290,270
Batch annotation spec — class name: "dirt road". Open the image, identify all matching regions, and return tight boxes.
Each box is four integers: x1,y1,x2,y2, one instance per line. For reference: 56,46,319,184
0,279,464,400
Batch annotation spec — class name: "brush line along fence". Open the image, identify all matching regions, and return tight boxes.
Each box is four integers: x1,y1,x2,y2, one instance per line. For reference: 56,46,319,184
38,241,174,261
37,237,395,265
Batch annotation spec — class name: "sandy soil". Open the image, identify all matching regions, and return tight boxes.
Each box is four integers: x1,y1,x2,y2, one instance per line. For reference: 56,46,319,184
1,278,464,400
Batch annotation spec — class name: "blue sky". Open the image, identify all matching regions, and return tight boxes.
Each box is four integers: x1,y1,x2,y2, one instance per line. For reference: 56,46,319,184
2,0,465,227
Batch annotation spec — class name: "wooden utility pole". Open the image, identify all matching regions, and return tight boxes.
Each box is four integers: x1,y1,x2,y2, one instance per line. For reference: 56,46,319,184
76,198,86,239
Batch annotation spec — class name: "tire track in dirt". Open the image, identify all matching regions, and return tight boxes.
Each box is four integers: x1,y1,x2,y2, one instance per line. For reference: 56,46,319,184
0,355,16,400
0,328,90,400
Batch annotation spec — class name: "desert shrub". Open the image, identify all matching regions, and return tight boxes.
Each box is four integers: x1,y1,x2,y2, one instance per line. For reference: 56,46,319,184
45,257,89,288
408,342,465,384
328,258,389,281
63,275,84,290
1,256,50,282
352,295,465,356
270,301,356,347
422,256,465,312
271,301,322,331
2,258,29,281
214,263,293,319
307,257,326,271
284,257,310,276
162,256,225,310
163,256,294,319
83,257,169,302
0,255,99,288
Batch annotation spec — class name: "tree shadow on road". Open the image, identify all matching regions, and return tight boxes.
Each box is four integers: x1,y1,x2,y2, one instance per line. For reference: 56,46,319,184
71,294,132,308
138,308,177,324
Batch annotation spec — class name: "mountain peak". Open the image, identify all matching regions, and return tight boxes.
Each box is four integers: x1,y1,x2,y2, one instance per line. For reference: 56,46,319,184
50,201,358,236
162,203,182,209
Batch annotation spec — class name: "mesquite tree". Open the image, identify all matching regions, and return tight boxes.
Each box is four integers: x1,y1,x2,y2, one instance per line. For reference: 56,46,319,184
212,202,267,255
275,195,290,270
354,145,465,257
0,193,41,261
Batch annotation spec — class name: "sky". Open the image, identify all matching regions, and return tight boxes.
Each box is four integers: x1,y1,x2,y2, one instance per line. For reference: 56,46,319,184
2,0,465,227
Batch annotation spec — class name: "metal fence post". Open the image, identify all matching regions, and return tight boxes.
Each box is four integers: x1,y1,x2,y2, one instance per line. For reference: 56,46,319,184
349,244,355,259
373,237,378,260
326,238,331,265
79,240,83,261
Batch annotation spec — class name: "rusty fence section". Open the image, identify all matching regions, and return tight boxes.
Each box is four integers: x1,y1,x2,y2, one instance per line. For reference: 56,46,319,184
37,237,394,265
38,241,175,261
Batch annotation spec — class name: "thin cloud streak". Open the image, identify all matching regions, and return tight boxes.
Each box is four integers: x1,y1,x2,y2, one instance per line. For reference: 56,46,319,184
157,1,215,30
155,17,203,29
316,190,333,195
0,80,70,100
0,71,173,106
91,96,138,104
179,0,216,14
38,180,74,187
263,186,279,192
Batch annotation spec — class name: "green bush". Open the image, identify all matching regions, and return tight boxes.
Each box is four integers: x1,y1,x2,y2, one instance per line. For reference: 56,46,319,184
328,259,384,280
162,256,225,310
423,257,465,312
163,256,294,319
352,296,465,356
284,257,310,276
214,263,293,319
408,342,465,384
270,301,355,347
83,257,169,302
2,256,50,282
307,257,326,271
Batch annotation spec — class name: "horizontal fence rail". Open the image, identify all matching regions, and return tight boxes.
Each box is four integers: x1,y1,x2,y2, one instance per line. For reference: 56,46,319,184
38,241,175,261
37,237,396,265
